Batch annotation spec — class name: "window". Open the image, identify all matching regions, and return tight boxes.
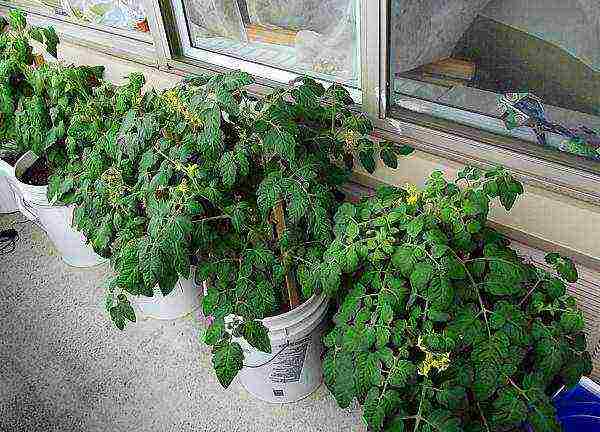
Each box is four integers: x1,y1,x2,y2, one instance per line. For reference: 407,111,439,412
3,0,600,198
388,0,600,164
170,0,361,90
2,0,151,34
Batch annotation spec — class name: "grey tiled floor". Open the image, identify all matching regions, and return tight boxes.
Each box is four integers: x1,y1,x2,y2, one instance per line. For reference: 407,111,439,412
0,213,365,432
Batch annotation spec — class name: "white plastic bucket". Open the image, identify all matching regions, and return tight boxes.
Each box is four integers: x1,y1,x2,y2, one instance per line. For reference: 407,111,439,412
0,159,18,214
13,152,106,267
133,272,202,320
236,293,328,403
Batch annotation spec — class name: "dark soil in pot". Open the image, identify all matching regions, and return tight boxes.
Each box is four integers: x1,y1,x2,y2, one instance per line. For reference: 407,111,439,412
1,154,19,166
21,156,50,186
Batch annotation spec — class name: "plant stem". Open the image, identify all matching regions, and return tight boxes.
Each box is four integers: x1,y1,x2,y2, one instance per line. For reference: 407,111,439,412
518,277,543,307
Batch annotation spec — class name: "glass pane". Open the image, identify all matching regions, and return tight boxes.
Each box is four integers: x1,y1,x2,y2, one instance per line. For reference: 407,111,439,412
388,0,600,162
181,0,361,87
9,0,150,33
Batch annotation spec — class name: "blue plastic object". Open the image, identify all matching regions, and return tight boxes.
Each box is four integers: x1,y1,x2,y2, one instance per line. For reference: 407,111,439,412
553,377,600,431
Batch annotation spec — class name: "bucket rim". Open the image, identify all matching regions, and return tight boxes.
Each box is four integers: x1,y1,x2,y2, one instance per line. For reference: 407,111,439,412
0,158,15,177
14,151,49,189
259,292,327,330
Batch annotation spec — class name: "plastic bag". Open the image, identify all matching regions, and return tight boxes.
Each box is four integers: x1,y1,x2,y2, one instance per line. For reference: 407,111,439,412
183,0,245,41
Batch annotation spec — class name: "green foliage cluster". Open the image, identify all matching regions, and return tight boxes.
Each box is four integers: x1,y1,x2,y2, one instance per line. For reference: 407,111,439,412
47,67,411,386
318,167,592,431
14,62,103,163
0,9,104,180
199,76,411,387
0,9,57,156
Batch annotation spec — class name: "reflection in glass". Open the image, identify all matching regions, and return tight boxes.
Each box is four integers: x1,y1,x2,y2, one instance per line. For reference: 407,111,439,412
389,0,600,161
9,0,150,32
182,0,360,87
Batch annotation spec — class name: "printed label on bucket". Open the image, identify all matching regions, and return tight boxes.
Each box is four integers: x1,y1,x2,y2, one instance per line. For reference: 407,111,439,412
269,336,310,384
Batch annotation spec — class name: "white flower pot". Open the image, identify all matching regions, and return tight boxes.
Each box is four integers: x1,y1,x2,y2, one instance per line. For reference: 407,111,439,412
12,151,106,267
0,159,18,214
234,293,328,403
132,272,203,320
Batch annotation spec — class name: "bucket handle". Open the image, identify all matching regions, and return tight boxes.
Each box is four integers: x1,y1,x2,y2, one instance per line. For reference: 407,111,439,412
243,340,290,369
16,195,39,222
8,182,38,222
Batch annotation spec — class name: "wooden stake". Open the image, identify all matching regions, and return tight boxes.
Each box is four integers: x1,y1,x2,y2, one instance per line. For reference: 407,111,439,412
273,201,301,310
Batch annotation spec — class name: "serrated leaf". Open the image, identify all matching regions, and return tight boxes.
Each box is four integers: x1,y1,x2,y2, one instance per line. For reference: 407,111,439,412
406,215,425,238
410,262,433,292
241,320,271,353
263,127,296,159
219,151,237,187
392,246,416,277
257,174,281,217
323,349,355,408
212,341,244,388
389,359,415,388
364,387,385,431
204,320,225,345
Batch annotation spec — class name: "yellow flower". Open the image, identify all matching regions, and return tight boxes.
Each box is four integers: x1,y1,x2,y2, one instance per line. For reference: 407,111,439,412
176,179,189,194
184,164,199,178
161,89,202,129
416,336,450,376
404,183,420,205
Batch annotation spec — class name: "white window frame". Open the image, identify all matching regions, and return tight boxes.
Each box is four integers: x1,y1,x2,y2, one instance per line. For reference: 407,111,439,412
160,0,363,102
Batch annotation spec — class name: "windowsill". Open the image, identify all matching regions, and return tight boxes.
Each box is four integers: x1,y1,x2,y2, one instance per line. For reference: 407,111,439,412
381,106,600,206
393,79,600,160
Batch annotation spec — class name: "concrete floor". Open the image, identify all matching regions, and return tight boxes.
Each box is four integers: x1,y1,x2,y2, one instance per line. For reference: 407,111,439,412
0,213,365,432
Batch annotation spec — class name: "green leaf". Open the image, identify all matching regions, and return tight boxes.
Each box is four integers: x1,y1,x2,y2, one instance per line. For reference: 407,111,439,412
241,320,272,353
410,262,433,292
109,306,125,330
42,27,59,58
8,9,26,31
118,297,136,323
560,310,585,334
389,359,415,388
379,301,394,324
406,215,425,238
391,246,416,277
380,148,398,169
257,174,281,217
355,352,381,398
491,387,528,427
204,320,225,345
345,219,359,241
323,349,355,408
212,341,244,388
263,127,296,159
219,151,237,187
396,145,414,156
542,277,566,299
359,150,376,173
386,416,406,432
545,253,578,283
284,179,309,224
424,410,462,432
363,387,385,431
